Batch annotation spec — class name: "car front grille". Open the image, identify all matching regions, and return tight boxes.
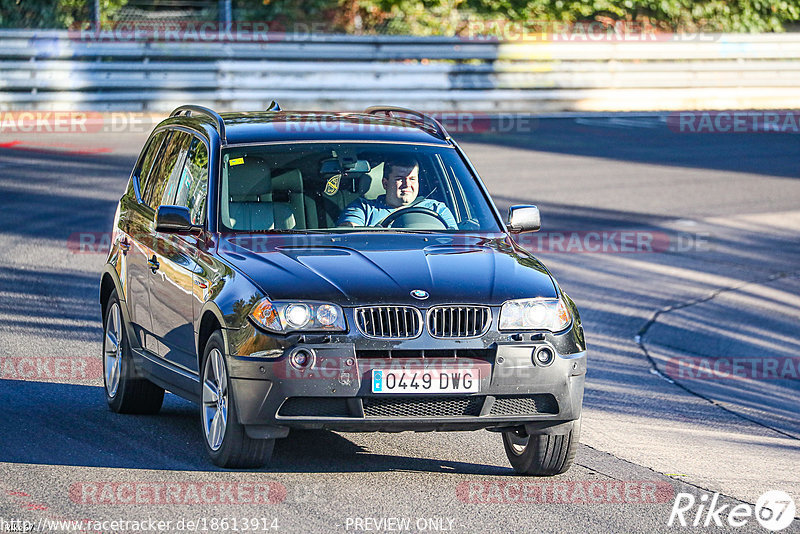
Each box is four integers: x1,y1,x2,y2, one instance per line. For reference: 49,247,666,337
355,306,422,339
489,395,559,415
427,306,491,338
362,396,483,418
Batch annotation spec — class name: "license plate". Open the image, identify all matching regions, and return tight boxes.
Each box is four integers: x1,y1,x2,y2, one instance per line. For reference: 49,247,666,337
371,368,480,394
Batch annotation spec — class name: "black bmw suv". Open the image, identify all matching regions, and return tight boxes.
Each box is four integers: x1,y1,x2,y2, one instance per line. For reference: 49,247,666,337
100,104,586,473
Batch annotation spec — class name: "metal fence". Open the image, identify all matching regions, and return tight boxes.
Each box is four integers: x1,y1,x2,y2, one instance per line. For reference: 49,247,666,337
1,30,799,111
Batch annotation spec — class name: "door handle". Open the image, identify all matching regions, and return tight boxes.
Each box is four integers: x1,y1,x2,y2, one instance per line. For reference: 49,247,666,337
148,255,160,273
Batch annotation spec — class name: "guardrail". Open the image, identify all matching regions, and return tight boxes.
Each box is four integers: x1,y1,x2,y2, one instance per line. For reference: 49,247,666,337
0,30,798,111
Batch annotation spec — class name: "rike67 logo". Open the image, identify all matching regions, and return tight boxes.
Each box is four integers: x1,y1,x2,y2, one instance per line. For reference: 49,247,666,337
668,490,795,531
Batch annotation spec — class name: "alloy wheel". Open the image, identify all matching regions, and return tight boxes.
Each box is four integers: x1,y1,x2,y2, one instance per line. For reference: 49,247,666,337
103,302,123,397
506,428,530,455
202,348,228,451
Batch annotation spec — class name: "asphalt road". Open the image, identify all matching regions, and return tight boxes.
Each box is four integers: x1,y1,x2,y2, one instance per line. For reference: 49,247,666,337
1,114,798,534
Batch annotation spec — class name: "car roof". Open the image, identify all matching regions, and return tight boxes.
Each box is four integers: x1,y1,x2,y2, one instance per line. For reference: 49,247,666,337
164,111,453,147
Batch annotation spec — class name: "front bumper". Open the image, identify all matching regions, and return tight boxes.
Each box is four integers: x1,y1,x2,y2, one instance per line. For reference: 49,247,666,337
225,317,587,434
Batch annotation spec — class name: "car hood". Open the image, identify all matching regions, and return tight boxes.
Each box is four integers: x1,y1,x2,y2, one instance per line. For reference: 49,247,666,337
218,233,557,306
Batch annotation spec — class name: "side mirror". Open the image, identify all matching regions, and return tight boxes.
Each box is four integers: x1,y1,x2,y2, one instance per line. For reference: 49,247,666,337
507,205,541,233
155,205,199,233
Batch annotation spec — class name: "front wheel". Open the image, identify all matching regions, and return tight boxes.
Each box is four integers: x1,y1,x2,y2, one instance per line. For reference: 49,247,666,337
502,418,581,476
201,330,274,468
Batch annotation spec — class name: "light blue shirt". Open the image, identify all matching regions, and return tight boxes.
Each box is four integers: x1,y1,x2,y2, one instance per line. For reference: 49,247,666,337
337,195,458,229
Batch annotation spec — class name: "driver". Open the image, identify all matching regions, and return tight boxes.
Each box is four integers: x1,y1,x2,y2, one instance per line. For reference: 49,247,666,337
337,156,458,229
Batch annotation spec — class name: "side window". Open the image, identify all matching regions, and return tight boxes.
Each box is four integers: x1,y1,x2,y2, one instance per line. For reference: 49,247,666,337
173,138,209,226
135,130,167,201
437,156,467,223
141,130,192,208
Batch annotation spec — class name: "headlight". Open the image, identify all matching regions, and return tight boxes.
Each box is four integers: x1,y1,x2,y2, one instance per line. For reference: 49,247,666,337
499,297,571,332
250,299,346,333
285,303,311,328
316,304,339,326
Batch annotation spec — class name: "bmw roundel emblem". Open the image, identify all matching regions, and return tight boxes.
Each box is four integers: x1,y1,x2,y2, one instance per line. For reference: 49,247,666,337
411,289,429,300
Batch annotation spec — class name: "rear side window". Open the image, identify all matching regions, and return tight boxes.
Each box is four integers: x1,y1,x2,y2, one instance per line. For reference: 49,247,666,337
135,130,167,200
141,130,192,208
172,137,209,226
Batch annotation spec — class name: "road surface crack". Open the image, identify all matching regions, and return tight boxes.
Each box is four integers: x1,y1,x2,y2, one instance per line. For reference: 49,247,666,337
635,269,800,441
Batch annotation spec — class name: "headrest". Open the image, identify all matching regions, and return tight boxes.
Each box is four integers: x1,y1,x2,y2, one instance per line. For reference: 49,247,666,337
272,169,303,193
363,163,386,200
354,173,372,195
334,173,371,195
229,157,271,202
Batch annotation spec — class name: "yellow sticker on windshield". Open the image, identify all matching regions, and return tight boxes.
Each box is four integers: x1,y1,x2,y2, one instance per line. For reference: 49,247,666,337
324,174,341,196
230,157,244,166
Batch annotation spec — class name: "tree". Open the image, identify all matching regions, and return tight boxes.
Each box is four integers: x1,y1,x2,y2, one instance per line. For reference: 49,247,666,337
1,0,797,32
0,0,128,28
461,0,800,32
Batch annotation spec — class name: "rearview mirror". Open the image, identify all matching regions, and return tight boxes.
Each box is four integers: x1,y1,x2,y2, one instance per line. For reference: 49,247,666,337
347,159,371,173
507,205,540,233
155,205,199,233
320,158,371,174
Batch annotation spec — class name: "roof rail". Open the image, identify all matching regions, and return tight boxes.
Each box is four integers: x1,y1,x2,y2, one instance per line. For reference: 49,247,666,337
266,100,282,112
364,106,451,141
170,105,227,144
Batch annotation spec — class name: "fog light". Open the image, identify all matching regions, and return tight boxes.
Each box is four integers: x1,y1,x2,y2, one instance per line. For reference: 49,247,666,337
290,348,315,369
534,345,555,366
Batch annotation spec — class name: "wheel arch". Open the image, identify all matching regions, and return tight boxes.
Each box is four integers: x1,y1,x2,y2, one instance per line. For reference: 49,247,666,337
99,265,124,317
196,303,229,371
100,274,116,319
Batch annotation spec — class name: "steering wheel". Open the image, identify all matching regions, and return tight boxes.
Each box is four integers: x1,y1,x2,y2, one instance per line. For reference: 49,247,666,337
377,206,450,228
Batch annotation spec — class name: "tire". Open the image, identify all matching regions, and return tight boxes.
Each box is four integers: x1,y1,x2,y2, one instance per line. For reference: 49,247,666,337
200,330,274,469
103,290,164,414
502,417,581,476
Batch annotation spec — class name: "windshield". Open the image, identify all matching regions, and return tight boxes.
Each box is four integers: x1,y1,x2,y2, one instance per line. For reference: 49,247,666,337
219,143,501,232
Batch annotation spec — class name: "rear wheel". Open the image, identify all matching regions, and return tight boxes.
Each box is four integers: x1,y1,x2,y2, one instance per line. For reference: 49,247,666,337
502,417,581,476
201,330,274,468
103,290,164,414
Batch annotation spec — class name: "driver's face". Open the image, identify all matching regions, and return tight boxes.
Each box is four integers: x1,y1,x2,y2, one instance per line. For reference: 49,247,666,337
383,165,419,208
